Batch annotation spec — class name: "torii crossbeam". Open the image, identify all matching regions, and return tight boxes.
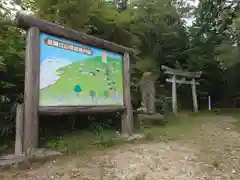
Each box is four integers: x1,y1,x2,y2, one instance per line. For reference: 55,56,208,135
161,65,202,115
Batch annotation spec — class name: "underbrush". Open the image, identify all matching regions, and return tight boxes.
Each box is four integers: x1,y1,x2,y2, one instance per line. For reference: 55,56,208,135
43,112,214,156
1,110,221,156
44,130,118,155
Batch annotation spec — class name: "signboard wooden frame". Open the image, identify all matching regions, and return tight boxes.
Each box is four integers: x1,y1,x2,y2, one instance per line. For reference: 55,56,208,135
15,12,135,155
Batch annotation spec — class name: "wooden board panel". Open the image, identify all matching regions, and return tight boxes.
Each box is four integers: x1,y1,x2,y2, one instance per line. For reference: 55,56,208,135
39,105,125,115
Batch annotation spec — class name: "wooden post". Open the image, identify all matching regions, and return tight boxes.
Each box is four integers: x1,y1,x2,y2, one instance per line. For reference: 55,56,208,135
23,27,40,156
149,78,156,114
191,78,198,112
208,96,212,111
121,52,133,136
172,75,177,115
140,74,148,112
162,65,201,114
15,104,24,156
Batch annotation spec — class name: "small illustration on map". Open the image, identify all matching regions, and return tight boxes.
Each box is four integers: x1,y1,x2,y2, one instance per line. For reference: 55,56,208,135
39,33,123,106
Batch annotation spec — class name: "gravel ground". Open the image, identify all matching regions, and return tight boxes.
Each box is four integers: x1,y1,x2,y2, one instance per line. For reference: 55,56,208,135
1,115,240,180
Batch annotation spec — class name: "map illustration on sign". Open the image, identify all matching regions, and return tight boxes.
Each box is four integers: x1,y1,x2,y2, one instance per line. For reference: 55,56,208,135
39,33,124,106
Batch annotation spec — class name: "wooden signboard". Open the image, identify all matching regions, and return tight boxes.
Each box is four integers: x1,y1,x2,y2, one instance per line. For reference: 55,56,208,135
39,33,124,108
15,12,135,155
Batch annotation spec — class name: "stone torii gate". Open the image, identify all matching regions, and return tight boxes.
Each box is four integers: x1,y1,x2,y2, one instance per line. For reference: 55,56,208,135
161,65,202,115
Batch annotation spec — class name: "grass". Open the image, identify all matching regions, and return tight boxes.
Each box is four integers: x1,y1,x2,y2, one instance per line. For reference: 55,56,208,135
235,119,240,132
2,108,240,177
214,108,240,132
3,109,240,173
41,115,184,155
42,112,218,157
43,129,119,155
3,109,240,157
135,173,147,180
139,112,213,142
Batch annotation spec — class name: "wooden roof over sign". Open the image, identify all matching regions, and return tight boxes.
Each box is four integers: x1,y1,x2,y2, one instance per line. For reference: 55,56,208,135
161,65,202,78
15,11,137,55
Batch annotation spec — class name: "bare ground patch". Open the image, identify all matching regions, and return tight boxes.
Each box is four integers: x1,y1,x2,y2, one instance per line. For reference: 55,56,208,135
1,115,240,180
192,116,240,179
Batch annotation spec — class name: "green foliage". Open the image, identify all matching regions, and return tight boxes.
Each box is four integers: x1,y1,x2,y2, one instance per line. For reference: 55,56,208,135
103,90,109,99
0,1,25,144
89,119,112,136
74,84,82,95
0,2,25,104
155,98,172,116
89,90,96,99
130,0,188,66
2,0,240,154
44,130,117,155
135,173,147,180
184,0,240,105
23,0,101,31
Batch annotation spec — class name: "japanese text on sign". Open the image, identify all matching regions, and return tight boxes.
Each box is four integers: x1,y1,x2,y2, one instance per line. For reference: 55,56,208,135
44,38,92,55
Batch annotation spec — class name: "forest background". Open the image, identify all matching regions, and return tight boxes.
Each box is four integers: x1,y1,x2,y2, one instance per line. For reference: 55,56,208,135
0,0,240,149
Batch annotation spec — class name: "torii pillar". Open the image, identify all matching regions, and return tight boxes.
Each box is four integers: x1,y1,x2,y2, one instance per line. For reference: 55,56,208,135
161,65,202,115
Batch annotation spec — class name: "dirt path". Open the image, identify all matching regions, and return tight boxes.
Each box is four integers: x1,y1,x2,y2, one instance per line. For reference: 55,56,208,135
1,115,240,180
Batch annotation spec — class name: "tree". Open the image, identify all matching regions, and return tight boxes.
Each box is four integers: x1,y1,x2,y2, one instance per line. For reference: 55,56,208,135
89,90,96,100
130,0,189,71
74,85,82,96
104,90,109,99
22,0,101,31
188,0,238,67
7,0,240,109
0,0,25,138
185,0,239,106
105,64,111,76
0,1,25,107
